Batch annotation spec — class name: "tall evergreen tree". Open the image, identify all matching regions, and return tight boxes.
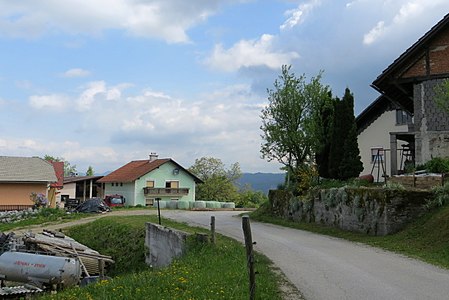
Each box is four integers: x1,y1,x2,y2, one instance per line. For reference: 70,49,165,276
338,88,363,179
328,88,363,179
314,91,335,178
328,97,345,179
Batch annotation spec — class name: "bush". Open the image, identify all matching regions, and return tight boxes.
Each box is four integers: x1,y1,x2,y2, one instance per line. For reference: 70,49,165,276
429,183,449,208
417,157,449,173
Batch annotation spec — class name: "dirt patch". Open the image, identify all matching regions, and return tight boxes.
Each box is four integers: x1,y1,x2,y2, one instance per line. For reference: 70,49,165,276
271,266,305,300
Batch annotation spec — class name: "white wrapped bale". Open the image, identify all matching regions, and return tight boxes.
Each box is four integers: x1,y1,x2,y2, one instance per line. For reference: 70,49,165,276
193,201,206,209
223,202,235,209
167,200,178,209
156,200,167,209
177,201,190,210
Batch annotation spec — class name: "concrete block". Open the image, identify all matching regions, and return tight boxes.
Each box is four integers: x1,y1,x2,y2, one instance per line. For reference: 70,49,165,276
145,223,189,268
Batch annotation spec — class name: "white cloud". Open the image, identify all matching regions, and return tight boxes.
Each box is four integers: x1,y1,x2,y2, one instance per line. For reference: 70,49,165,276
363,21,386,45
362,0,448,45
280,0,321,30
0,0,243,43
62,68,91,78
29,94,69,110
205,34,299,71
76,81,131,110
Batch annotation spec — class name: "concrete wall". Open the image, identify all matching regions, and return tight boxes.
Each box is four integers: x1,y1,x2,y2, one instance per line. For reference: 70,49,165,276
59,183,76,199
145,222,189,268
269,187,432,236
357,110,409,181
0,183,47,206
414,79,449,165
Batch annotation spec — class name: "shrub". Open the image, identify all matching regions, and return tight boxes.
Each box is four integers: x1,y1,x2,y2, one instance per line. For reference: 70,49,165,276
417,157,449,173
428,182,449,208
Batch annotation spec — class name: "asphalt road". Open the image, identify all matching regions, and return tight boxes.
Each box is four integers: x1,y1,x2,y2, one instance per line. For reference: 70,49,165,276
161,210,449,300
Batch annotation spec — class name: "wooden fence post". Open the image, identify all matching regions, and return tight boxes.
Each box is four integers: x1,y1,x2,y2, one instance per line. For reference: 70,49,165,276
242,215,255,300
210,216,216,245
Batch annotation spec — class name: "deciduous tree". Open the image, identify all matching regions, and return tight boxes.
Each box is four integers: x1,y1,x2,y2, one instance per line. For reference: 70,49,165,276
260,65,330,187
44,155,78,176
189,157,241,201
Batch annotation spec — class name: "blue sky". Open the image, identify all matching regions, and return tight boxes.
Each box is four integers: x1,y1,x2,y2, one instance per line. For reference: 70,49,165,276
1,0,448,174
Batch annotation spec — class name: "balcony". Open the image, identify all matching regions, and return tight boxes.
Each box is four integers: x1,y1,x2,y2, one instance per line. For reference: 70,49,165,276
143,187,189,196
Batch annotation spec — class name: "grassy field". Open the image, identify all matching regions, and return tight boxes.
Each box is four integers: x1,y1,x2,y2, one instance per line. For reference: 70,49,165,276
38,215,289,300
251,202,449,269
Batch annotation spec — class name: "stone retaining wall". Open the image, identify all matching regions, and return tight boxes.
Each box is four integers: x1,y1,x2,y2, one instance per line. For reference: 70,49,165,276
269,187,433,236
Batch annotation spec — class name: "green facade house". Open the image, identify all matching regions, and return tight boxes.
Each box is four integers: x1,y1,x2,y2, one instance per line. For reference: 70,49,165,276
97,154,202,207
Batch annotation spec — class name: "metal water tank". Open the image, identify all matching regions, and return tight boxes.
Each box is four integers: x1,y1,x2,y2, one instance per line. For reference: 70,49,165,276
0,251,82,288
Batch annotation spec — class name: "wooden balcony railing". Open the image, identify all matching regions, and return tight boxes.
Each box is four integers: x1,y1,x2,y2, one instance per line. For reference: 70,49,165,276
143,187,189,196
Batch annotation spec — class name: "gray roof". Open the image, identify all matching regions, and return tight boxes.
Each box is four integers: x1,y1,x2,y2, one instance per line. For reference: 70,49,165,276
0,156,57,183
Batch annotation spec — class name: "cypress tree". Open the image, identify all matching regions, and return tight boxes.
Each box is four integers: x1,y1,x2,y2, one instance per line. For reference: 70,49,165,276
328,88,363,180
338,88,363,179
328,96,345,179
315,92,335,178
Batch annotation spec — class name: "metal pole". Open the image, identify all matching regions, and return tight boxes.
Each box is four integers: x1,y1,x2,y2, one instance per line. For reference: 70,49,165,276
157,198,161,225
210,216,216,245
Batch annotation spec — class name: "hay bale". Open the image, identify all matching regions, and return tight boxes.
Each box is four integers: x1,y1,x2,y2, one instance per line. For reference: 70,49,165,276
155,200,166,209
167,200,178,209
193,201,206,209
223,202,235,209
177,201,190,210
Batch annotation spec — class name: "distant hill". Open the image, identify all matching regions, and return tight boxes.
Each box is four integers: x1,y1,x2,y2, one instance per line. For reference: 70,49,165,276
237,172,285,194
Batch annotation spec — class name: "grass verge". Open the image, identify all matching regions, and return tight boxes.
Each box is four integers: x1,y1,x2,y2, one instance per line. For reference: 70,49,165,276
0,208,90,232
38,215,287,300
251,203,449,269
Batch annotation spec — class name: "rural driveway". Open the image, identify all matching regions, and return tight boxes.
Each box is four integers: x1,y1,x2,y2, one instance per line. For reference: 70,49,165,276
160,210,449,300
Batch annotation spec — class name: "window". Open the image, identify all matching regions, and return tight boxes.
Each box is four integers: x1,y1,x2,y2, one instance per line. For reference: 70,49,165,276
371,148,384,163
165,181,179,188
146,180,154,188
396,109,412,125
145,198,154,207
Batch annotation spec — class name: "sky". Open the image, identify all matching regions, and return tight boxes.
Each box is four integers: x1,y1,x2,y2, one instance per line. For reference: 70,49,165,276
1,1,448,175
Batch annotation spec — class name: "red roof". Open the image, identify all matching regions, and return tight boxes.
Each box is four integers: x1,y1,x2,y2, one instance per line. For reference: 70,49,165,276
97,158,202,183
50,161,64,189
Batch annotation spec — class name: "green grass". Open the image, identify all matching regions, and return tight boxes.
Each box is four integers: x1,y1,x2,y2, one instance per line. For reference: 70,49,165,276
251,203,449,269
39,215,286,300
0,208,90,232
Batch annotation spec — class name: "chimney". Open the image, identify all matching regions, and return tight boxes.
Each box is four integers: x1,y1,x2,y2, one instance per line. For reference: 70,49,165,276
149,152,158,162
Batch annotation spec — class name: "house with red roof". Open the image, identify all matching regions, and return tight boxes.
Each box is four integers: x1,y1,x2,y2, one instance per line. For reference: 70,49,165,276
97,153,202,207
